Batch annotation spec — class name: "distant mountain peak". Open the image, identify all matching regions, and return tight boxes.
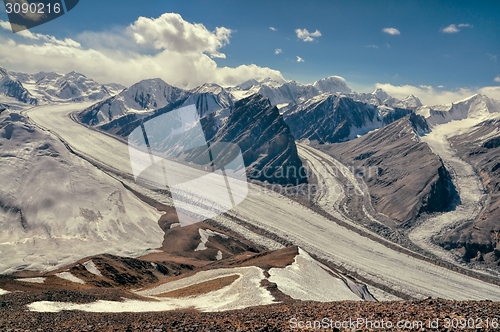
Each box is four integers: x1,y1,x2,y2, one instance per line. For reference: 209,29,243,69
372,88,390,101
313,76,352,94
398,95,423,108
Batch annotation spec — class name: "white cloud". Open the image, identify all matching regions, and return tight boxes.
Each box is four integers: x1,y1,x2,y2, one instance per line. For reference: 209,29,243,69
295,28,321,42
494,76,500,83
478,86,500,101
269,27,277,31
487,53,497,61
275,48,282,54
375,83,476,105
296,56,304,62
442,23,472,34
366,45,378,49
382,28,400,35
129,13,231,58
0,15,284,88
442,24,459,33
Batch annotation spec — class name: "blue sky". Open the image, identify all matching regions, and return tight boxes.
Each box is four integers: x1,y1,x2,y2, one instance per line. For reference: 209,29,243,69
0,0,499,103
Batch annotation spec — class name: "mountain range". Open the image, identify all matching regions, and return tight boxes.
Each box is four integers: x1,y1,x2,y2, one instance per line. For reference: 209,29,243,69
2,66,500,302
0,66,125,104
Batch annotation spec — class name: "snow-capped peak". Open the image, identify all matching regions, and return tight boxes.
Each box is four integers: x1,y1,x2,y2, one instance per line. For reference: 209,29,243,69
396,95,423,108
415,93,500,126
313,76,352,94
372,88,391,101
190,83,225,95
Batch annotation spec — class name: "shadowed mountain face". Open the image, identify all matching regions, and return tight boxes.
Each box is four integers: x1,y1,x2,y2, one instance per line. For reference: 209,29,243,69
321,114,455,224
204,94,307,185
445,118,500,266
283,93,413,144
0,68,38,105
79,83,306,186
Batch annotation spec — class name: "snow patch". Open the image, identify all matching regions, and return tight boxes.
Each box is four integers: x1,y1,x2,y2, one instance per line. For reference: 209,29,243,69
83,260,102,277
0,288,10,295
55,272,85,284
269,248,362,301
216,250,223,261
17,277,46,284
194,228,229,251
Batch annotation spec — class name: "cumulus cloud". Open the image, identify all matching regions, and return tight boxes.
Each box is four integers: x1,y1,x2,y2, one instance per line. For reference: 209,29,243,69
129,13,231,58
442,23,472,33
0,14,284,88
478,86,500,101
296,56,304,62
442,24,459,33
295,28,321,42
495,76,500,83
382,28,400,35
275,48,282,54
269,27,277,31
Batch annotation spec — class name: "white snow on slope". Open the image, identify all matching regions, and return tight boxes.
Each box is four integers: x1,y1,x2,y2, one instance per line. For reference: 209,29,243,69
0,288,10,295
269,248,361,301
29,266,275,313
0,108,164,274
194,228,230,251
83,260,102,276
17,277,46,284
55,272,85,284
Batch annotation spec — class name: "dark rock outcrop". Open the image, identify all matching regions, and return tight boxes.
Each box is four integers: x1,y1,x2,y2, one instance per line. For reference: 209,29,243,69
204,94,307,185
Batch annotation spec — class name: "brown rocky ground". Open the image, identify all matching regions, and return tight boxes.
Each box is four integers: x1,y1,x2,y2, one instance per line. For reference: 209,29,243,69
0,295,499,331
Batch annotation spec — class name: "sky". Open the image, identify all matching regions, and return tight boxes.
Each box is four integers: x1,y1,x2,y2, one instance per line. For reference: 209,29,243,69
0,0,499,104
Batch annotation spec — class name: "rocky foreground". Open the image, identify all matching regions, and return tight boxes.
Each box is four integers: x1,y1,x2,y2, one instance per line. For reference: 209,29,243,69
1,293,499,332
